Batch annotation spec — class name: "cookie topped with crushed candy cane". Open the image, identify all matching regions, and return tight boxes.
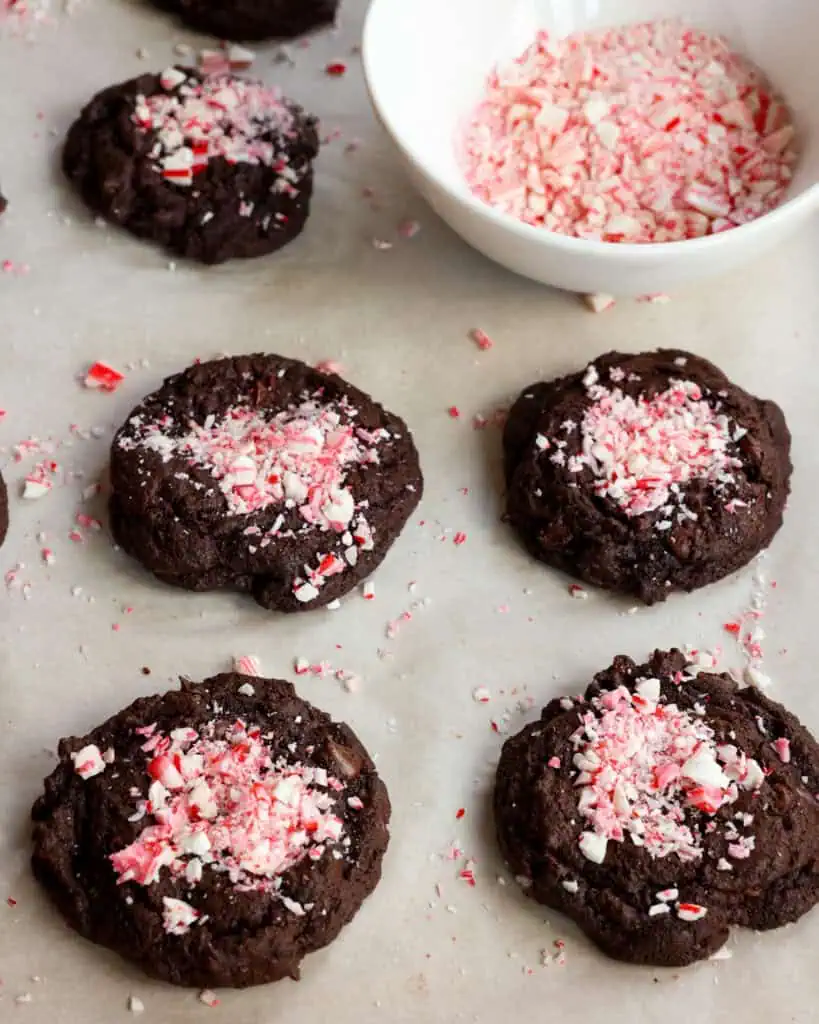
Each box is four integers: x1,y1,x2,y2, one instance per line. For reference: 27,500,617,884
109,354,422,612
503,349,791,603
495,648,819,967
32,673,390,988
62,67,319,264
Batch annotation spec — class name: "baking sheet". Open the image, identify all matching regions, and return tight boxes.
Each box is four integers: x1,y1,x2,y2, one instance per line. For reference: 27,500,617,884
2,1,819,1020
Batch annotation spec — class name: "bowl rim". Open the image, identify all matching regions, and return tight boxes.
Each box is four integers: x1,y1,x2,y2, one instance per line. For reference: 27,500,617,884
361,0,819,262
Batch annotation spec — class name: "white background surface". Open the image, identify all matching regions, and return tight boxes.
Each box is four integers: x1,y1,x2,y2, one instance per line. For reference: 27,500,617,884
1,1,818,1021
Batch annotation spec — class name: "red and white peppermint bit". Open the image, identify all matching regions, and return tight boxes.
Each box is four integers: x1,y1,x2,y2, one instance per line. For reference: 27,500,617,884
110,719,346,926
233,654,261,676
460,20,796,242
85,361,125,392
122,392,382,603
571,683,764,864
470,327,494,351
583,294,616,314
198,990,220,1007
397,218,421,239
133,70,296,187
22,459,58,499
567,366,743,521
162,896,199,935
677,902,708,922
71,743,107,779
772,737,791,763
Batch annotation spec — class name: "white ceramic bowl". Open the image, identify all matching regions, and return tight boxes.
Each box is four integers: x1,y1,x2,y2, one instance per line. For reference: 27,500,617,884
362,0,819,296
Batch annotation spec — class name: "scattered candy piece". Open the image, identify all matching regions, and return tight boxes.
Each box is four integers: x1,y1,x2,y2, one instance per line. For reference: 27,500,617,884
85,362,125,392
470,327,494,350
583,293,616,314
233,654,261,676
397,218,421,238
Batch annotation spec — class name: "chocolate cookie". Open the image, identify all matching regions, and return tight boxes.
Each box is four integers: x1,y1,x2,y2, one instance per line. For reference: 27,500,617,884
503,350,791,603
109,354,423,612
63,67,319,264
148,0,338,42
32,673,391,988
0,191,7,217
0,471,8,548
495,649,819,967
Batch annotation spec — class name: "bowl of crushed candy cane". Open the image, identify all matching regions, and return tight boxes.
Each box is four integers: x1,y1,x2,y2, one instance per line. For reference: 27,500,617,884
363,0,819,295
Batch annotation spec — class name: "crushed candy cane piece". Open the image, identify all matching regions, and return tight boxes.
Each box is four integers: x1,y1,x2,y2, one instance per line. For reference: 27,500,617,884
470,328,494,350
583,293,616,314
397,218,421,238
71,744,107,779
772,737,791,763
85,362,125,392
162,896,199,935
677,902,708,922
233,654,261,676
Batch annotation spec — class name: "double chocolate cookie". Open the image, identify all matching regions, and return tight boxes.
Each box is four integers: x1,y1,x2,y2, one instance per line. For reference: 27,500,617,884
495,649,819,967
32,673,391,988
109,354,423,612
149,0,338,42
504,350,791,603
63,67,319,264
0,471,8,548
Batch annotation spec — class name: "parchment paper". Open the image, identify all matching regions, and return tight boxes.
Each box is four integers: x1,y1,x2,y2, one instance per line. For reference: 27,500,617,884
1,2,818,1020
